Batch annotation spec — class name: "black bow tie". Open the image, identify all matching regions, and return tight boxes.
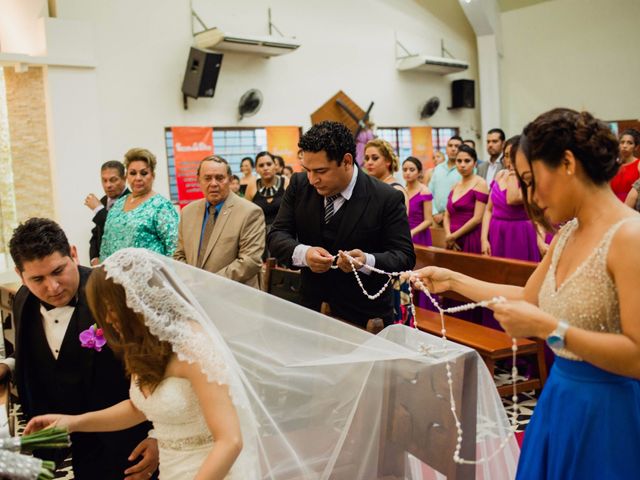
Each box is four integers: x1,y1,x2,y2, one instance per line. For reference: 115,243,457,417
41,295,78,311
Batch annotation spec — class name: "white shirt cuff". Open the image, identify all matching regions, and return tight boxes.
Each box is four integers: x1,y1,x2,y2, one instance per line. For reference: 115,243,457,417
92,205,105,215
292,244,310,267
292,246,374,274
359,253,376,275
0,358,15,375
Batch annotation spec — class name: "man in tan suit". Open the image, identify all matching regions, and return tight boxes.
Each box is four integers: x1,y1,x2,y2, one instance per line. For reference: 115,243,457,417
174,155,265,287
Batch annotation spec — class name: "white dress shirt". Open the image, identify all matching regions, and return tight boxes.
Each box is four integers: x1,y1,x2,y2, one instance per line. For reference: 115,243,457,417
40,305,75,359
486,156,503,184
292,168,375,272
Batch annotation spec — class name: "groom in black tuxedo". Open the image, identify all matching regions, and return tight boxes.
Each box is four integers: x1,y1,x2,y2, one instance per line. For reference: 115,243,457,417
0,218,158,480
268,121,415,327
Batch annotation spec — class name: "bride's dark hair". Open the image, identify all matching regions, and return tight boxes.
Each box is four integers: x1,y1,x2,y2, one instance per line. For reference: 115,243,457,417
87,266,173,392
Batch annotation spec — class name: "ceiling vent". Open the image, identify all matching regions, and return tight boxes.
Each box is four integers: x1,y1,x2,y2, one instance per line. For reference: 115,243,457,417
194,28,300,57
395,38,468,75
396,55,468,75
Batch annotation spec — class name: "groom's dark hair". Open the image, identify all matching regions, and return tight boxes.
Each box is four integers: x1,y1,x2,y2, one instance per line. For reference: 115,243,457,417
10,218,72,272
298,121,356,165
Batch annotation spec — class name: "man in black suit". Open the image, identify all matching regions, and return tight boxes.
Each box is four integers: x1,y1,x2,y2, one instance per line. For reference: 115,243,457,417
84,160,129,265
0,218,158,479
268,121,415,327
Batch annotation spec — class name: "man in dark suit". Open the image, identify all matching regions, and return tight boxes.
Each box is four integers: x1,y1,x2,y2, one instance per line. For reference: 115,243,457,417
268,121,415,327
0,218,158,479
84,160,129,266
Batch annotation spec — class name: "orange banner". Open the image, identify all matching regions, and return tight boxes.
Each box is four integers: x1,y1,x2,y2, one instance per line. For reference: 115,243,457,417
410,126,434,169
266,126,302,171
172,127,214,208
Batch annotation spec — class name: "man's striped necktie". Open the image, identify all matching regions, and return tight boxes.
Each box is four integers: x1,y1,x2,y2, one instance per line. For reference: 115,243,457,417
324,194,340,224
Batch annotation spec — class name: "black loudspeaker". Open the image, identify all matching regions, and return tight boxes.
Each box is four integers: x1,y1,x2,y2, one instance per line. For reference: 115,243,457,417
181,47,223,99
451,79,475,109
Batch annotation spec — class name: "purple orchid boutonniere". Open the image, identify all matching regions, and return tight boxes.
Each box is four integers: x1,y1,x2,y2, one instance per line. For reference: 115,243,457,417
79,324,106,352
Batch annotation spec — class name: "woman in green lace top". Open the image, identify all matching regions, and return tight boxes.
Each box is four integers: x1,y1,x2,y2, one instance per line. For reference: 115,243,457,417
100,148,179,260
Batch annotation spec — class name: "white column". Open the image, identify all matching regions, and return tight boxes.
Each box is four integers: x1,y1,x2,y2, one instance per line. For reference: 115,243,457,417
457,0,502,153
477,34,501,144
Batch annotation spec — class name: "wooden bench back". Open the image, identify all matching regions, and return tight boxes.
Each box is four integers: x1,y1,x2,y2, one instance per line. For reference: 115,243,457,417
413,246,537,302
429,226,447,248
263,258,304,305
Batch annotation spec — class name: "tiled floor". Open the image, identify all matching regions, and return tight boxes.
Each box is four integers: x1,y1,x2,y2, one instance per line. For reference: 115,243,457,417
494,370,538,433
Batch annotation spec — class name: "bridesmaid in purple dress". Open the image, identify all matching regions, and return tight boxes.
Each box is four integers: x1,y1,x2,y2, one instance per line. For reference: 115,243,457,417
402,157,433,246
481,135,541,261
444,145,489,253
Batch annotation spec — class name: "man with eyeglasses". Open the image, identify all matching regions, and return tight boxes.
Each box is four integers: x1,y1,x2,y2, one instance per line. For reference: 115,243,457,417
174,155,265,287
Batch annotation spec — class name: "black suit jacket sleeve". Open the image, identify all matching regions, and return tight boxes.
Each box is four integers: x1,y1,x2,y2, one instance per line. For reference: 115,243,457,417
268,172,303,267
89,196,108,260
372,187,416,272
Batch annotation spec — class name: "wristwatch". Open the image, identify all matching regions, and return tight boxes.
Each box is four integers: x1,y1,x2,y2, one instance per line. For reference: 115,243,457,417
546,319,570,350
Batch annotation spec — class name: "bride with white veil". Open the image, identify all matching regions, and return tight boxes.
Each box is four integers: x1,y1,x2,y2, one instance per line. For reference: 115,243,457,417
26,248,518,479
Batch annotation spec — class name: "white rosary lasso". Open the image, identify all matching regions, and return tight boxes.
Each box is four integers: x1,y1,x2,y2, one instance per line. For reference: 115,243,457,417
336,251,518,465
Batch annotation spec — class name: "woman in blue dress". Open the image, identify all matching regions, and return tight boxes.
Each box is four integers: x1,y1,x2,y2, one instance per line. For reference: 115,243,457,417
100,148,178,260
414,108,640,479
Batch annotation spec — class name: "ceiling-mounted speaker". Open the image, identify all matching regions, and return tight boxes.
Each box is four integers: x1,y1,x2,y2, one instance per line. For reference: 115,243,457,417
450,79,475,109
182,47,223,100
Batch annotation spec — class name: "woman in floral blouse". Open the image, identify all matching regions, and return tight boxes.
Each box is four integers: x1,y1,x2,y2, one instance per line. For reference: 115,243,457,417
100,148,178,260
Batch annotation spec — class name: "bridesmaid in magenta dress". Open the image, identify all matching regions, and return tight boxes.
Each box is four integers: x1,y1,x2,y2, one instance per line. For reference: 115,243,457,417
481,136,541,261
444,145,489,253
402,157,433,246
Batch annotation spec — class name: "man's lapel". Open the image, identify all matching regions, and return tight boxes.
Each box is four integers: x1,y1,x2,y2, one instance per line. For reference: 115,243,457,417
200,194,236,267
58,303,92,361
63,269,95,366
52,269,96,399
189,199,206,265
305,186,325,241
333,171,369,248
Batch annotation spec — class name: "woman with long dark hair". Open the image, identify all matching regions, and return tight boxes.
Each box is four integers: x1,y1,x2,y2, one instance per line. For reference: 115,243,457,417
238,157,256,197
402,156,433,246
443,145,489,252
611,128,640,201
245,151,289,230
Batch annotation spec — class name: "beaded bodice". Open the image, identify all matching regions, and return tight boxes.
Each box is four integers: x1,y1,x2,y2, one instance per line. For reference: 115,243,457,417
130,377,212,451
539,218,628,360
